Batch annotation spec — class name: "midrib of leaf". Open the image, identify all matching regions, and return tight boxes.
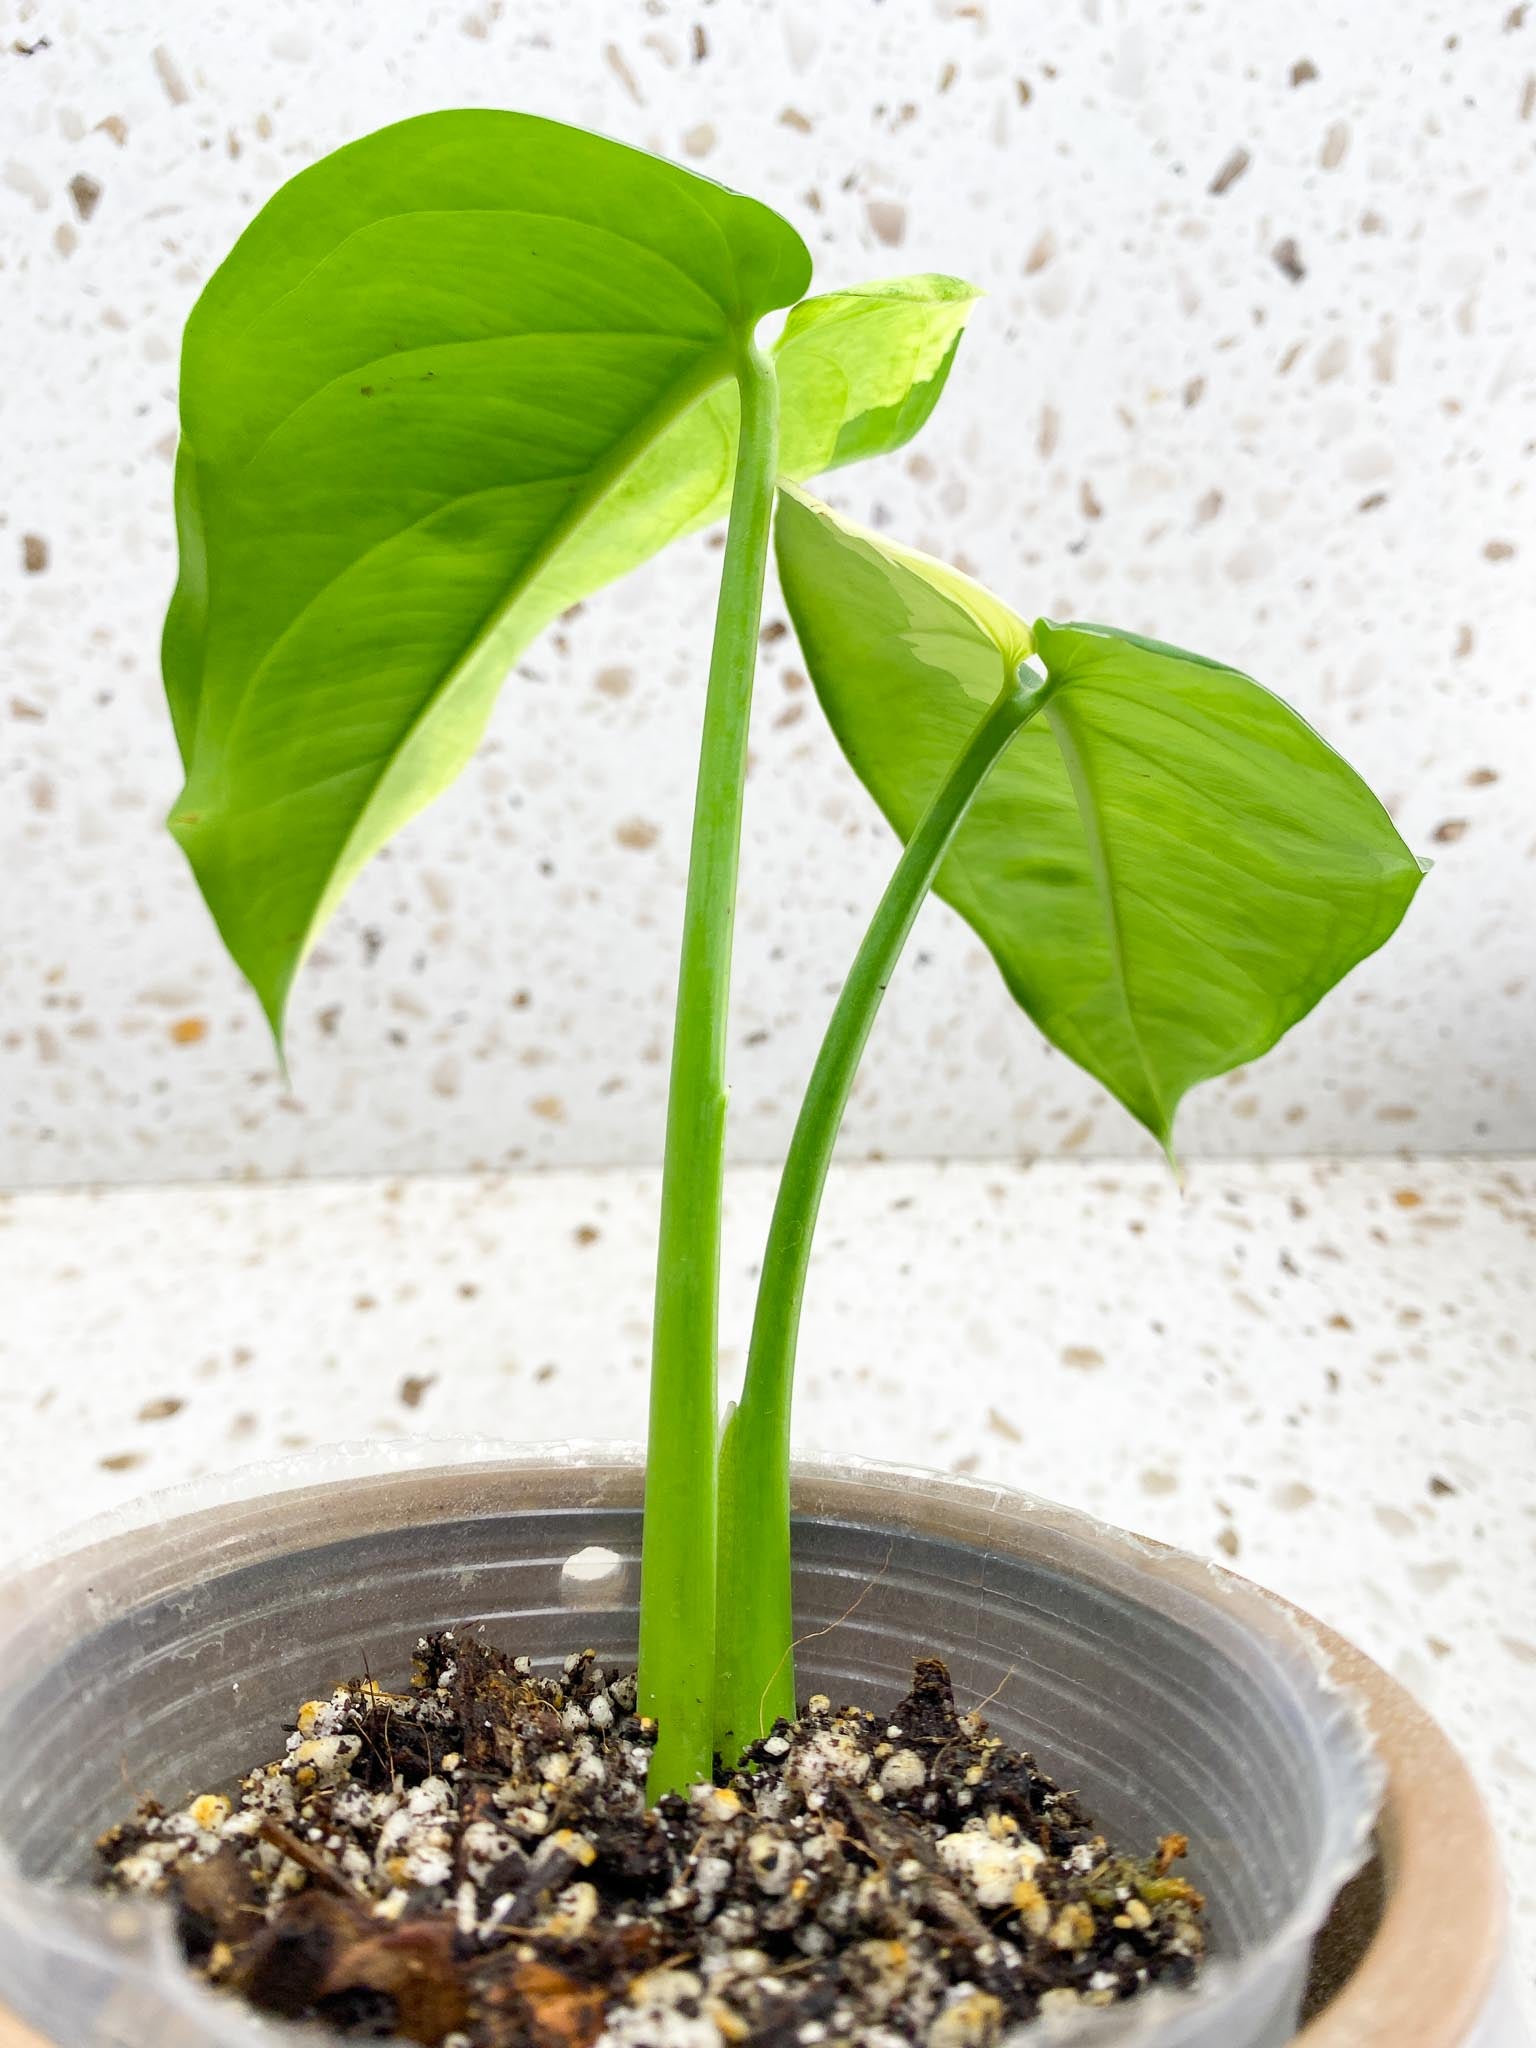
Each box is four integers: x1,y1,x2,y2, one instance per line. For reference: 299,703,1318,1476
280,341,748,1022
207,471,598,763
1042,694,1172,1146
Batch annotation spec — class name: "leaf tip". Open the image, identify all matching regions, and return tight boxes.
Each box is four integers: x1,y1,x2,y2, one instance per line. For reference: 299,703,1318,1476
264,998,293,1089
926,272,985,305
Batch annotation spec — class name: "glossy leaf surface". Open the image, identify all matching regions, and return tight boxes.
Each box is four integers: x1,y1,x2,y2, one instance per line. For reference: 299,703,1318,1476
774,486,1426,1150
166,109,976,1036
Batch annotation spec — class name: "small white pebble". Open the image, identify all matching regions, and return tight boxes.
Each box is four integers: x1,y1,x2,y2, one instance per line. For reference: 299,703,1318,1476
462,1819,515,1881
545,1880,600,1939
747,1832,800,1897
540,1829,597,1870
283,1733,362,1786
878,1750,925,1796
405,1841,454,1888
930,1990,1005,2048
407,1777,452,1816
693,1853,733,1898
936,1828,1044,1909
628,1968,704,2010
112,1848,175,1892
690,1785,742,1824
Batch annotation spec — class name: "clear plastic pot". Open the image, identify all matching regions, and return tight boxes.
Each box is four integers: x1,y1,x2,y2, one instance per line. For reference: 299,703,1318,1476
0,1445,1515,2047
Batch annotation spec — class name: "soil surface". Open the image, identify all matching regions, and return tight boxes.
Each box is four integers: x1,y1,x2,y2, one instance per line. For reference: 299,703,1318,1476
97,1635,1205,2046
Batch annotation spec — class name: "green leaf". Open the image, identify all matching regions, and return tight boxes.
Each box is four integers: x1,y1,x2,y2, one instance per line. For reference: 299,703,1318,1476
774,274,978,475
774,487,1426,1152
166,110,976,1038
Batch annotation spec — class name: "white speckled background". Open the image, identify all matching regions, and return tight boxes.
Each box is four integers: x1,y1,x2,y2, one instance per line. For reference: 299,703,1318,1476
1,0,1534,2010
2,0,1532,1185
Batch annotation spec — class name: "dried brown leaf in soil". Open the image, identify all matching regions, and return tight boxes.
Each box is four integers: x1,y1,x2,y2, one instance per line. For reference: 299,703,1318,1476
474,1956,607,2048
318,1913,469,2043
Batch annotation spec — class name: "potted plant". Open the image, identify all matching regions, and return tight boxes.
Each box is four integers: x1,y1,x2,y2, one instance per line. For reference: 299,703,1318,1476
0,111,1521,2048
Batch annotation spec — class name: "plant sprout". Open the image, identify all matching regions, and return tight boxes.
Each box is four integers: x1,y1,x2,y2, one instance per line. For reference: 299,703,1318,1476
714,485,1425,1751
162,111,1424,1798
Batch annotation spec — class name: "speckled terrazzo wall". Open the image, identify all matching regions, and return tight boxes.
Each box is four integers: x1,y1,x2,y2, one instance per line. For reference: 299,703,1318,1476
3,0,1532,1187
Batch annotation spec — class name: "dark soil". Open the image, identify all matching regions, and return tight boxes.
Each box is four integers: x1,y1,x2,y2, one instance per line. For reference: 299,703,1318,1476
97,1635,1205,2047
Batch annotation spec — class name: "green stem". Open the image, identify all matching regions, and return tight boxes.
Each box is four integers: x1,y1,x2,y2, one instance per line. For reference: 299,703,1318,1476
714,670,1051,1758
638,344,779,1796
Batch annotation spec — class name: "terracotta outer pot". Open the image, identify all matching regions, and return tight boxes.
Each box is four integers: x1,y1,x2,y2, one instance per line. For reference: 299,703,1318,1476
0,1450,1518,2047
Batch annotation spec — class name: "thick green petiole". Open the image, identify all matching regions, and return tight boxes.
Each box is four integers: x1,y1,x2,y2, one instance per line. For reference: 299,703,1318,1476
714,668,1053,1759
639,345,780,1797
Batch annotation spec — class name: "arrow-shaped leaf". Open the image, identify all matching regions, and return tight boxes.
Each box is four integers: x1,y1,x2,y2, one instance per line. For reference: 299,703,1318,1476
774,487,1426,1150
166,109,977,1038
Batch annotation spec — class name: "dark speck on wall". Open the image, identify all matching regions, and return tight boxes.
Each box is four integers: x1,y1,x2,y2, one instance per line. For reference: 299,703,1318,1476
137,1396,184,1422
1209,147,1251,195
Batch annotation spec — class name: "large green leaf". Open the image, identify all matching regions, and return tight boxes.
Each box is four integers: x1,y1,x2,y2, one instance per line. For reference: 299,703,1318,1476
165,108,977,1035
774,487,1426,1150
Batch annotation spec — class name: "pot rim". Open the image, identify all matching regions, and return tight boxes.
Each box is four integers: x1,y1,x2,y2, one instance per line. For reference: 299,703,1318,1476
0,1440,1509,2048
